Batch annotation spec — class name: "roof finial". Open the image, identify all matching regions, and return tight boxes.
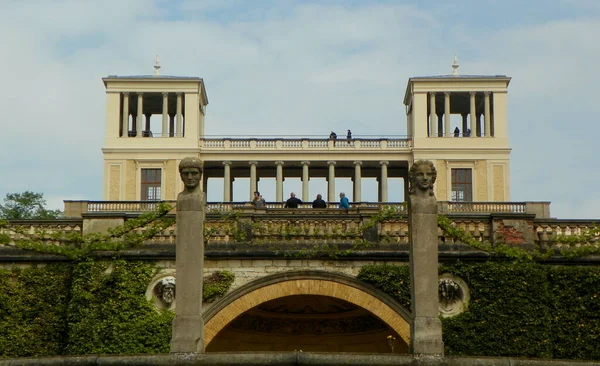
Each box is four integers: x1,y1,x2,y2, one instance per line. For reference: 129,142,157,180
452,55,459,76
153,55,161,76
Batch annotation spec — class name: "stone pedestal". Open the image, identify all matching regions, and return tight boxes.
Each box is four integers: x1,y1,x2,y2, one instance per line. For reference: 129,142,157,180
171,191,205,353
409,194,444,355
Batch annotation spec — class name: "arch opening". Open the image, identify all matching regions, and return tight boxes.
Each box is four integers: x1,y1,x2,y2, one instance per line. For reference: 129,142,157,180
207,295,408,353
203,271,411,353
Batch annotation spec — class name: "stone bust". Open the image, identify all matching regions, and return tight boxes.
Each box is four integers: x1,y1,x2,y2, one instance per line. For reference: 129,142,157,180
408,160,437,213
177,157,205,210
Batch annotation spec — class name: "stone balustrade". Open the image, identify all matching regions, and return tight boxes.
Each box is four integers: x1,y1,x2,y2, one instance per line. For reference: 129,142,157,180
5,201,594,251
534,220,600,248
199,138,411,150
66,200,550,217
0,219,83,246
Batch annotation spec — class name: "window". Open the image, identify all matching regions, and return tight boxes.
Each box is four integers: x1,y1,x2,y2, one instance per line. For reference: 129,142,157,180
141,168,161,201
451,169,472,201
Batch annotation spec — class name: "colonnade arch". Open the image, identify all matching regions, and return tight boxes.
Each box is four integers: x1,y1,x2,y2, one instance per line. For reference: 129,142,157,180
203,270,412,353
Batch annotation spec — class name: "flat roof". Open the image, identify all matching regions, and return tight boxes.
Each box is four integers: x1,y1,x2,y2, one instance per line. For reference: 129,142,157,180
404,74,511,105
102,75,208,105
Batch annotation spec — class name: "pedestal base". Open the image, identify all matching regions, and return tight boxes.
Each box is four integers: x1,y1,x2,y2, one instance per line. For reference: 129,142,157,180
170,315,205,353
410,316,444,355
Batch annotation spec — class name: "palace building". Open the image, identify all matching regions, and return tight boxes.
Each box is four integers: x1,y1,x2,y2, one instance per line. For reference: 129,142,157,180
101,61,511,204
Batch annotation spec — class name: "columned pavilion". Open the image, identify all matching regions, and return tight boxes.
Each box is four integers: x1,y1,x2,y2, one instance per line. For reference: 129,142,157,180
101,61,511,204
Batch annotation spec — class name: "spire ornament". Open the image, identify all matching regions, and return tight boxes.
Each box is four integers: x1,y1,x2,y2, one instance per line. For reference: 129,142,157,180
154,55,161,76
452,55,459,76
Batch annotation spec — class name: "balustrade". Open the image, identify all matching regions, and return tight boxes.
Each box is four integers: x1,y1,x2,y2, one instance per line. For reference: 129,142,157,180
199,138,410,150
5,209,599,253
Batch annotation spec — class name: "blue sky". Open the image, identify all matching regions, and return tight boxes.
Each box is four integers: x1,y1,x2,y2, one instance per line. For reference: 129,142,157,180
0,0,599,218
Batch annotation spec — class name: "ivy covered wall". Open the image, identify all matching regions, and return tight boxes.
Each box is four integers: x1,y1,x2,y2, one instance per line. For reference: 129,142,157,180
358,262,600,360
0,260,233,358
1,260,599,360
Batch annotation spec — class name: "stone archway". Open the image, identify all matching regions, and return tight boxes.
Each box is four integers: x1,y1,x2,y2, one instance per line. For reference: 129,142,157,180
203,270,411,353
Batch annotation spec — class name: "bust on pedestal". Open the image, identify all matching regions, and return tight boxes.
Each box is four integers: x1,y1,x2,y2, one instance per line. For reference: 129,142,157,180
408,160,444,355
171,157,206,353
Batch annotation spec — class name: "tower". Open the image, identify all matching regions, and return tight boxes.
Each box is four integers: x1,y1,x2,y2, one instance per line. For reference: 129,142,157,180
403,65,511,202
101,72,208,201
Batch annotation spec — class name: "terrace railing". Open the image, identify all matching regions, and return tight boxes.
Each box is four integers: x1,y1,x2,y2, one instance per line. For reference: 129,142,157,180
199,138,411,150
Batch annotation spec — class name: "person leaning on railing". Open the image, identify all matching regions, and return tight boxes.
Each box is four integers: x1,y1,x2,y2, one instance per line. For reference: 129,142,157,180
312,194,327,208
252,191,265,208
339,192,350,210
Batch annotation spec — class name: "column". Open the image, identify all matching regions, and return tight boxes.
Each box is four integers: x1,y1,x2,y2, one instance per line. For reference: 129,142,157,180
176,93,183,137
353,161,362,202
162,92,169,137
301,161,310,202
136,93,143,138
484,91,491,137
469,92,476,138
249,161,257,201
327,161,336,202
429,92,437,137
461,114,468,137
144,113,151,136
223,161,231,202
121,92,129,137
169,114,175,137
380,161,389,202
444,92,451,137
275,161,284,202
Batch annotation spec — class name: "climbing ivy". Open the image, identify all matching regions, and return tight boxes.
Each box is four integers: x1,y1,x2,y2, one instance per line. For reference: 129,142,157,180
0,260,235,358
203,271,236,303
358,262,600,360
0,264,72,358
9,203,175,260
66,260,173,355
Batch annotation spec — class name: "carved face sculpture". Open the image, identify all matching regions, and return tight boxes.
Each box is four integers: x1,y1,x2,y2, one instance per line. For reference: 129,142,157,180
155,277,176,307
413,163,434,191
180,168,200,190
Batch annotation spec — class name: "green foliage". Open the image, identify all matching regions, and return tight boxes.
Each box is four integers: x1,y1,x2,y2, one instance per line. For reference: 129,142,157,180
0,264,72,357
0,260,235,358
437,215,600,261
0,191,62,220
203,270,235,303
547,266,600,360
13,203,174,260
554,225,600,246
359,262,600,360
440,262,553,358
65,260,173,355
356,264,411,310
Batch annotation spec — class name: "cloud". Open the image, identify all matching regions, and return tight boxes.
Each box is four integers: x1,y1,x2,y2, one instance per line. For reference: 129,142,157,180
0,1,598,219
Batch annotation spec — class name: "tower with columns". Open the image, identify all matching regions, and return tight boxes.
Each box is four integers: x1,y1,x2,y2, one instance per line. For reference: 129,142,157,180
101,65,511,204
102,74,208,201
405,70,512,201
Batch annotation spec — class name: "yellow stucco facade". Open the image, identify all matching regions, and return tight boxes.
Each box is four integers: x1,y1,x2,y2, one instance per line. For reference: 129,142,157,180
101,71,511,203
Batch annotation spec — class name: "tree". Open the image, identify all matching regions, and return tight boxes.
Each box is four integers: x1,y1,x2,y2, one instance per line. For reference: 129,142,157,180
0,191,62,220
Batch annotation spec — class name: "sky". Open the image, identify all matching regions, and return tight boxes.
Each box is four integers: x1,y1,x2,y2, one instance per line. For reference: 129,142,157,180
0,0,599,219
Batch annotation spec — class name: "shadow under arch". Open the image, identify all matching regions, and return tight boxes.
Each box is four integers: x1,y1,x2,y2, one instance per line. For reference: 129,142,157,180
203,270,412,350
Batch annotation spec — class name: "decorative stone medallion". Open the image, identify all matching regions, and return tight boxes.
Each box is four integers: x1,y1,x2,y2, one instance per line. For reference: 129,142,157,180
438,274,469,317
146,272,176,311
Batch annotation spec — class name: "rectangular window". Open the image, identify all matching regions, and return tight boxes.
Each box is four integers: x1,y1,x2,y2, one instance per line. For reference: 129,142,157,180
451,168,472,201
141,168,161,201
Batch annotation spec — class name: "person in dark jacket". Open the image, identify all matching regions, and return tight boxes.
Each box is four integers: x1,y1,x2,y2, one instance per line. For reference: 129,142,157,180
312,194,327,208
284,192,303,208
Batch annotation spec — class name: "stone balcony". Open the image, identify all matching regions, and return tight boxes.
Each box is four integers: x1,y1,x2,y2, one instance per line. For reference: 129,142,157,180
199,137,412,151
